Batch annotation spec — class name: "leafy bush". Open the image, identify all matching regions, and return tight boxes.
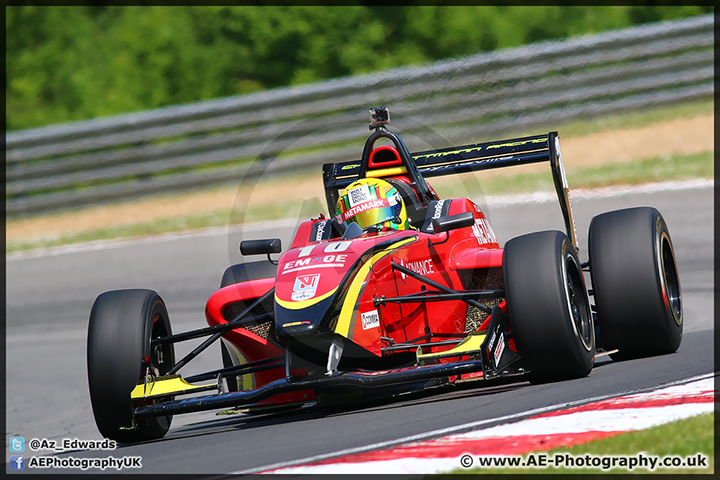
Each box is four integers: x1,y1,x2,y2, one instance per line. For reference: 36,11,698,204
6,6,713,130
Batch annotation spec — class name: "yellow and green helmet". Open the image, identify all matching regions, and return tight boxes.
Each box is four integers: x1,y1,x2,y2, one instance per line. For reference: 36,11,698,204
336,178,409,231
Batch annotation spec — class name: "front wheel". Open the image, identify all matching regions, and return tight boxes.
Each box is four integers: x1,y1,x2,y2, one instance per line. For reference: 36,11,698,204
87,289,174,442
589,207,682,359
503,230,595,382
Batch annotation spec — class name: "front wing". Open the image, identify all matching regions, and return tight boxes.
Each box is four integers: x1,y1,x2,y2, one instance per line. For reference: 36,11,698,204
129,305,523,419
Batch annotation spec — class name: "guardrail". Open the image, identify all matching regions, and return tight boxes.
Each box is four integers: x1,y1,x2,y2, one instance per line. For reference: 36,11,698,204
6,14,713,217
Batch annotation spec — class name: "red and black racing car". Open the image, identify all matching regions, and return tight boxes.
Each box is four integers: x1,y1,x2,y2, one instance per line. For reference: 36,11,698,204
87,107,682,442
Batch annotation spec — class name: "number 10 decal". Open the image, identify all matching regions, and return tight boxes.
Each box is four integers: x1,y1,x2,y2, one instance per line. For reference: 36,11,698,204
298,241,352,258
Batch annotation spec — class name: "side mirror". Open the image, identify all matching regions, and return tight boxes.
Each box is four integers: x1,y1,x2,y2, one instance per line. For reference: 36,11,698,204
432,212,474,234
240,238,282,256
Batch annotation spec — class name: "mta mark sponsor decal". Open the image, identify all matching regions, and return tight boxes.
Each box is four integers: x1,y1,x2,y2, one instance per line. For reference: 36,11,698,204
291,274,321,301
340,198,392,223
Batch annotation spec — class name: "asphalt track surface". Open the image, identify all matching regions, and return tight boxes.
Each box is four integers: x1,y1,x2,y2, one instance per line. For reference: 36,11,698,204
5,183,714,475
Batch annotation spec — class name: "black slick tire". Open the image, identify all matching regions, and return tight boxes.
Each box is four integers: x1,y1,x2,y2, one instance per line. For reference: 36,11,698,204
503,230,595,382
87,289,174,442
588,207,682,360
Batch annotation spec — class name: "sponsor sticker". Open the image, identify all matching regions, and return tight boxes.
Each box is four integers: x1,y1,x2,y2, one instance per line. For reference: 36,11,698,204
398,257,435,282
340,198,391,223
487,329,497,357
494,331,505,367
419,156,512,172
314,220,326,241
486,138,546,149
348,183,372,207
291,274,321,301
282,254,348,274
432,199,446,220
472,217,498,245
361,310,380,330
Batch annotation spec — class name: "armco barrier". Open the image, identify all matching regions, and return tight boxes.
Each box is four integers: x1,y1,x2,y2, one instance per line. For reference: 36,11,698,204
5,14,713,217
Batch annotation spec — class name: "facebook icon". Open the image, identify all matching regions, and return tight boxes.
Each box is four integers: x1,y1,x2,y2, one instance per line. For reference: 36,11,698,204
9,455,25,470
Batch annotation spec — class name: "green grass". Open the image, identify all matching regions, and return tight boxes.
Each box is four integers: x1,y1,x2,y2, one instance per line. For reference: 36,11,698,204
446,412,713,475
6,150,712,253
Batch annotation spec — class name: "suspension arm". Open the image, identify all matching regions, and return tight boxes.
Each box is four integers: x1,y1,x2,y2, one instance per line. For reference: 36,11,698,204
390,262,493,314
166,288,275,375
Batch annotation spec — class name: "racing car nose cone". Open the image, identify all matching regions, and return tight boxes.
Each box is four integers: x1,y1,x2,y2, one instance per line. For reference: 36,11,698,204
274,294,335,343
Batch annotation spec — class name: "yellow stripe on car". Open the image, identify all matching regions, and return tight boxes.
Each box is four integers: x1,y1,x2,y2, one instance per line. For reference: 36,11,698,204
130,375,211,399
365,166,408,178
275,287,338,310
416,333,487,364
335,236,417,338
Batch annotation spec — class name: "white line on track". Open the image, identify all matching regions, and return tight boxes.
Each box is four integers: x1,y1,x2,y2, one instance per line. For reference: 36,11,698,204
229,372,715,475
7,179,712,261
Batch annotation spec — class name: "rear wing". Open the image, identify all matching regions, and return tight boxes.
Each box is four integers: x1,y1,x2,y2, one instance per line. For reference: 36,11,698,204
323,132,579,251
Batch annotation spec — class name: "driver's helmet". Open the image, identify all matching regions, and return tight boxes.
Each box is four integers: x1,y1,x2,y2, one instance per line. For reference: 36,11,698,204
336,178,408,231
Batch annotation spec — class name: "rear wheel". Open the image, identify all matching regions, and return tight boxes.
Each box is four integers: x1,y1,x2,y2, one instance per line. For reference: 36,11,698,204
503,230,594,382
589,207,682,359
87,289,174,442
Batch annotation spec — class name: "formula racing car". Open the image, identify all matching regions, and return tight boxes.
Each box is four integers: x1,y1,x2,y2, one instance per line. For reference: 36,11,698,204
87,107,682,442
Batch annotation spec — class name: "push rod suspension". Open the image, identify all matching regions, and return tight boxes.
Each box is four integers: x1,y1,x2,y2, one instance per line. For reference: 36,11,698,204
184,355,285,383
381,338,464,353
375,289,504,306
166,288,275,375
390,262,493,314
152,313,274,345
